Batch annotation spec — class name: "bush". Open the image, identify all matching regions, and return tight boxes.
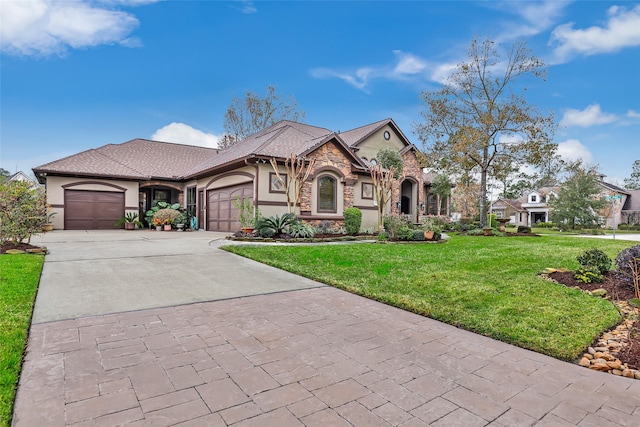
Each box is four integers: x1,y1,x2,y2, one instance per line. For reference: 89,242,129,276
153,208,182,225
615,245,640,296
536,222,554,228
256,213,296,237
289,221,315,238
397,226,414,241
344,207,362,235
383,215,409,240
517,226,531,234
412,230,426,241
377,231,388,241
577,248,611,275
619,223,629,230
0,180,48,244
259,228,276,238
573,268,604,284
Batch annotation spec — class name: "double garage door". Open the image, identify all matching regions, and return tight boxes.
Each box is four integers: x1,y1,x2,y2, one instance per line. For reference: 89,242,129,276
207,183,252,232
64,190,124,230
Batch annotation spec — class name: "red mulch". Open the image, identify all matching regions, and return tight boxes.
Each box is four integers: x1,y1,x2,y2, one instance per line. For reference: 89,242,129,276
550,271,640,370
0,242,42,254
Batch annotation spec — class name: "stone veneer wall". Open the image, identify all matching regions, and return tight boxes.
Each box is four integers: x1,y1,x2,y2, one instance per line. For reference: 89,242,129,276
390,150,424,217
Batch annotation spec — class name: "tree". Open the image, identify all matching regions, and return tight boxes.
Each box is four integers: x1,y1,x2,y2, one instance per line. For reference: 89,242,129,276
414,39,556,227
549,161,606,230
431,174,452,216
370,163,398,232
221,85,305,145
269,154,316,214
452,168,481,218
0,180,48,244
377,147,403,178
0,168,10,181
624,160,640,190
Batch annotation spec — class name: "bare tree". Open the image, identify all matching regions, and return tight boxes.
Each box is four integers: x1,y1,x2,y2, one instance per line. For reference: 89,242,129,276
222,85,305,145
270,154,316,214
414,39,556,227
370,163,398,232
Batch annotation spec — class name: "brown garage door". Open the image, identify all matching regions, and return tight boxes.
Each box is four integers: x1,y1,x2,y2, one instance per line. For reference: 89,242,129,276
207,183,252,231
64,190,124,230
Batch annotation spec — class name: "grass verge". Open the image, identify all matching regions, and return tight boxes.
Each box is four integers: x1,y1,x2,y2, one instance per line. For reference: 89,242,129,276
223,235,634,361
0,255,43,427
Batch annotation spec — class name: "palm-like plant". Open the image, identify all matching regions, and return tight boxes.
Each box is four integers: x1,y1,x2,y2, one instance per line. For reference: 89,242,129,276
256,213,296,236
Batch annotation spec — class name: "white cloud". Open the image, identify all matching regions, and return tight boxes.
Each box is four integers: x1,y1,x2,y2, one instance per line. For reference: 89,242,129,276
556,139,593,163
559,104,618,128
627,110,640,119
495,0,569,40
550,5,640,63
392,51,427,75
0,0,151,57
151,123,221,148
237,0,257,14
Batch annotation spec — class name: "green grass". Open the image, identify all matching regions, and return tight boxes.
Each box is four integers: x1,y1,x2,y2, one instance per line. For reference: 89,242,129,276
0,255,43,427
223,235,635,361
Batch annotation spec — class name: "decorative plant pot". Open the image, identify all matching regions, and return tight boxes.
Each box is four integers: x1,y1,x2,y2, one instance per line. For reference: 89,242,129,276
42,223,54,232
241,227,254,234
424,230,434,240
156,226,162,231
125,223,136,230
163,224,172,231
483,228,493,236
176,224,185,231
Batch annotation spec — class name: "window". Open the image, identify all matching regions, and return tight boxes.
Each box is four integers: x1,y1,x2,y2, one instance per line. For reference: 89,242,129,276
318,175,337,212
186,186,196,218
530,195,537,202
269,172,286,193
361,182,373,200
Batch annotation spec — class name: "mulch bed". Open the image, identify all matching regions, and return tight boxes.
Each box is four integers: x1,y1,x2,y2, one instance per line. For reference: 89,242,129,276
550,271,640,370
0,242,42,254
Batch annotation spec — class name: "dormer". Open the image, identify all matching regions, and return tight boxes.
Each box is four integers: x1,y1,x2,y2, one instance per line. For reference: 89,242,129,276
528,192,540,204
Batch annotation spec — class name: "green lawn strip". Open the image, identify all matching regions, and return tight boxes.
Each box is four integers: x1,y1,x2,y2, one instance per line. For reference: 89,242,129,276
0,255,43,427
223,236,633,361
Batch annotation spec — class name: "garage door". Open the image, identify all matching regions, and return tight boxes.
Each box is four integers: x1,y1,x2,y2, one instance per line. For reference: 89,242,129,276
207,183,252,231
64,190,124,230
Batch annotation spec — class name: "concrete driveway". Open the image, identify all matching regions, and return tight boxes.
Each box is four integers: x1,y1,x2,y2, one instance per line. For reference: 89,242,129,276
13,230,640,426
30,230,325,323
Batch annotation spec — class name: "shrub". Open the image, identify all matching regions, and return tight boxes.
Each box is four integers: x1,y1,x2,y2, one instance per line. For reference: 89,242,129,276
536,222,554,228
517,226,531,234
289,221,315,238
619,223,629,230
412,230,426,241
377,231,388,241
0,180,48,244
573,268,604,284
397,226,414,241
256,213,296,237
615,245,640,298
383,215,409,240
577,248,611,275
259,228,276,238
153,208,182,225
344,207,362,235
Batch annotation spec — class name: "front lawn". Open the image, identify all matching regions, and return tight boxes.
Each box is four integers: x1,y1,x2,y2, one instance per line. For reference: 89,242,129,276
223,235,633,361
0,255,43,427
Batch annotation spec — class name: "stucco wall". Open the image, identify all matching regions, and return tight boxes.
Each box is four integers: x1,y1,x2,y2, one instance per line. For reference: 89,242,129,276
355,126,406,162
45,176,139,229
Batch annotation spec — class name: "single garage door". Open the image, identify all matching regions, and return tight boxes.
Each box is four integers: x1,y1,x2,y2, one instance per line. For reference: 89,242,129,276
64,190,124,230
207,183,252,231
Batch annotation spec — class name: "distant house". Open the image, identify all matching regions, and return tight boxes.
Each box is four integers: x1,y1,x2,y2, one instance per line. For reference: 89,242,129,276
8,171,41,190
490,175,639,228
33,119,441,231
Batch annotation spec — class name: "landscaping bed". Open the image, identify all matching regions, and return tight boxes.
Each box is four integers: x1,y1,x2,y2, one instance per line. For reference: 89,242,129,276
0,242,42,254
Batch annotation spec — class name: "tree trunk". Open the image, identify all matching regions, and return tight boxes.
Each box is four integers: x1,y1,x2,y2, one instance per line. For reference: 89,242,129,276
436,195,441,216
479,166,488,228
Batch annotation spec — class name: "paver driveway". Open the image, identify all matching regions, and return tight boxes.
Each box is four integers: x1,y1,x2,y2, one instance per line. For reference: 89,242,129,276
12,231,640,426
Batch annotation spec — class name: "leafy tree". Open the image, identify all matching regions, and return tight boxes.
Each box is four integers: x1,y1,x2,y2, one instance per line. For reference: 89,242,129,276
452,169,481,218
221,85,305,146
376,147,404,178
0,168,10,181
414,39,556,227
430,174,452,216
0,180,48,244
549,161,606,230
624,160,640,190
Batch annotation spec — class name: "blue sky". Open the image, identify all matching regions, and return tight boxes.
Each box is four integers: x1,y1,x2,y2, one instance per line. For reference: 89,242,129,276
1,0,639,185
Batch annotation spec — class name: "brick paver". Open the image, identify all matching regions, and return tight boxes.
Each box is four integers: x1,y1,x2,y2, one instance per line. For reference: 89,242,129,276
12,287,640,426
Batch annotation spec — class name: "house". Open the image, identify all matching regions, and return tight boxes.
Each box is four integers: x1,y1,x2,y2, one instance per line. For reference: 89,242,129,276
491,175,639,228
33,118,428,231
8,171,41,190
491,187,558,227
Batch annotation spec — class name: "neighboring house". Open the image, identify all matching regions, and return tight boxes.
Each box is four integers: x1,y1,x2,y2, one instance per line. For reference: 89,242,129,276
423,172,452,217
33,119,429,231
491,187,558,227
491,175,638,228
8,171,41,190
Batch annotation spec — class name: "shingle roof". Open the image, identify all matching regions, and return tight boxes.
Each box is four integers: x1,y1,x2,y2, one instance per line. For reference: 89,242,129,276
33,139,217,180
185,121,356,177
339,119,390,147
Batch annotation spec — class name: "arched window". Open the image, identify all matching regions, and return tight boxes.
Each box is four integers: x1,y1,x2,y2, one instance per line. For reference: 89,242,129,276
318,175,337,212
